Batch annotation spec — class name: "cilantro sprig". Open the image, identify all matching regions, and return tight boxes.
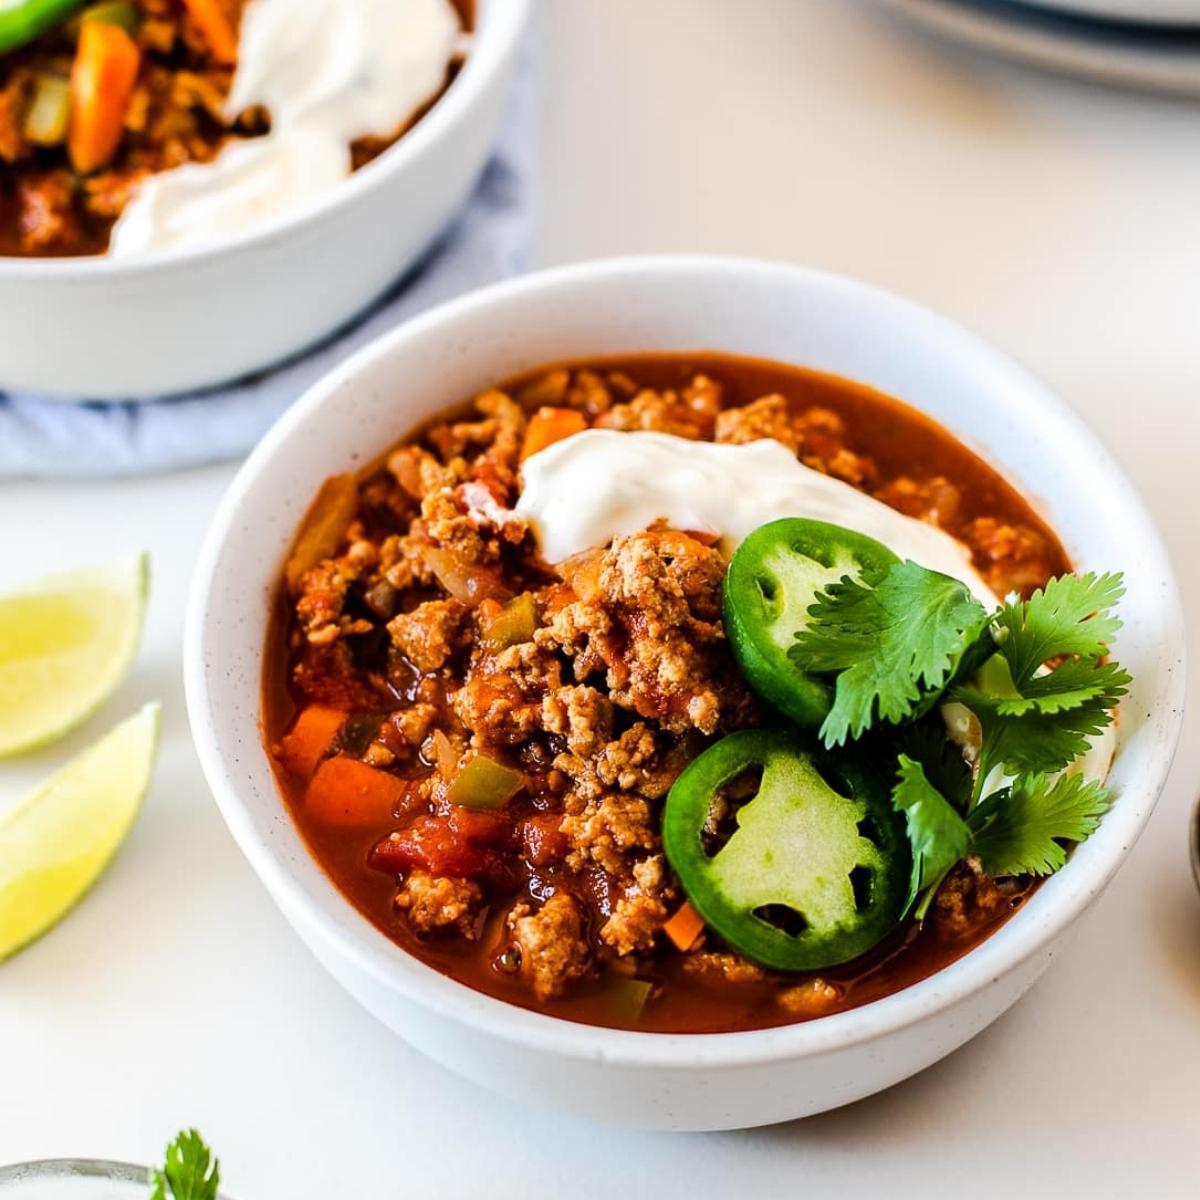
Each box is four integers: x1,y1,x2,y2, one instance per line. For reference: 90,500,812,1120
149,1130,220,1200
794,561,992,747
792,561,1127,910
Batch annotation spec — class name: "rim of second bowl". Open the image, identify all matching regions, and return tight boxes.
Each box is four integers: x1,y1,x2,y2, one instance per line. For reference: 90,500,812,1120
0,1158,233,1198
184,254,1187,1071
0,0,531,281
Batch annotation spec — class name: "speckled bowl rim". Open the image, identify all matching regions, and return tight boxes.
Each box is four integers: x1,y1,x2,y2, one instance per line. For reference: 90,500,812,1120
185,254,1186,1070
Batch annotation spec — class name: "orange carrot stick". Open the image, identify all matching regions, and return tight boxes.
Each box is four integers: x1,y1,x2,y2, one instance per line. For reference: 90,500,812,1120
67,21,140,174
520,407,587,461
181,0,238,65
305,757,407,829
663,900,706,951
276,706,346,779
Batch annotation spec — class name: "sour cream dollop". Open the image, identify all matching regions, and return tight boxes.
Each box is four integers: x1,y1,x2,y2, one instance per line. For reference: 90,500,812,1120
515,430,999,607
109,0,461,256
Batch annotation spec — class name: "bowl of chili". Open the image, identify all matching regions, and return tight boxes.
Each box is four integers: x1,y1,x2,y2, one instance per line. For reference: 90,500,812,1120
0,0,528,399
184,255,1185,1129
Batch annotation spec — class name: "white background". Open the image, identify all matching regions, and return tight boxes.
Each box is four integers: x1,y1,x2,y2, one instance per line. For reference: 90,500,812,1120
3,2,1199,1195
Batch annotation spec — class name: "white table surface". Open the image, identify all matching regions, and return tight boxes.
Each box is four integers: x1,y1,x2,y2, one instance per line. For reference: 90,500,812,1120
3,2,1199,1195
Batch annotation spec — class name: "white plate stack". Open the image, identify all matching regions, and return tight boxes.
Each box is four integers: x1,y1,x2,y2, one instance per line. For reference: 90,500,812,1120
881,0,1200,95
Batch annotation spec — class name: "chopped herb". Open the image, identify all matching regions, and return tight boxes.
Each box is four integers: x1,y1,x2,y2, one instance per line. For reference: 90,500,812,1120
781,553,1127,913
148,1130,220,1200
968,772,1114,878
892,754,972,911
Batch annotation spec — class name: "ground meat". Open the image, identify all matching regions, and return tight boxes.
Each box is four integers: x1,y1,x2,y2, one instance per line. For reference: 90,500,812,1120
508,892,593,1000
539,529,739,734
715,393,801,453
965,516,1055,597
294,537,378,645
595,375,721,440
601,892,669,956
396,871,484,938
778,979,843,1017
541,685,614,757
560,790,658,877
682,951,767,986
388,445,463,502
598,855,674,956
555,723,689,802
454,641,561,748
874,475,962,529
931,858,1012,938
387,599,468,672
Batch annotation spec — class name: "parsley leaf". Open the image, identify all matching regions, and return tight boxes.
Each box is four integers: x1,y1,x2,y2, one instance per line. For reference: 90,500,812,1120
148,1130,220,1200
794,560,990,747
892,755,972,903
968,772,1114,877
991,572,1125,686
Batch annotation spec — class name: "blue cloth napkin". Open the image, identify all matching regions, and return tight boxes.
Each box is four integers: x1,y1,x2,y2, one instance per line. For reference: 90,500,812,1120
0,49,537,481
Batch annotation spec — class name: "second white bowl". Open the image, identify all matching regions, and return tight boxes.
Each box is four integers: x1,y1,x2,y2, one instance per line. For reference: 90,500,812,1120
0,0,529,401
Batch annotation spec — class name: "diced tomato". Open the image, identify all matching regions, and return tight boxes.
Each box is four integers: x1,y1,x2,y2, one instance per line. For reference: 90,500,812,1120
277,705,346,778
305,756,406,828
519,813,568,867
371,808,510,878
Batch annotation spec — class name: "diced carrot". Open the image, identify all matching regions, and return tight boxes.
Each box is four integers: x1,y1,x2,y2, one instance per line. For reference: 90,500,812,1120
277,705,346,779
181,0,238,65
305,756,406,828
520,407,587,461
67,21,140,174
663,901,706,952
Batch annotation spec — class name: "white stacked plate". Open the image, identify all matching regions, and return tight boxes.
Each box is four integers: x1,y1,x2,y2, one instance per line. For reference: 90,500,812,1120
881,0,1200,95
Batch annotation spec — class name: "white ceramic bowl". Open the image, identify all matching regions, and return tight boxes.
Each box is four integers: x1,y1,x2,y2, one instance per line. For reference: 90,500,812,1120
0,0,529,401
184,256,1185,1131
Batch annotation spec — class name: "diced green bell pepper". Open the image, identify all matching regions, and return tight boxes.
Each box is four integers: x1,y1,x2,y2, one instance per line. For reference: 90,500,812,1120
446,754,525,811
481,592,539,652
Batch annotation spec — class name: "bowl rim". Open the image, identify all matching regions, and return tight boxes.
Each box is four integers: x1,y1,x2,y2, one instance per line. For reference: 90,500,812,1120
0,0,530,280
185,253,1187,1070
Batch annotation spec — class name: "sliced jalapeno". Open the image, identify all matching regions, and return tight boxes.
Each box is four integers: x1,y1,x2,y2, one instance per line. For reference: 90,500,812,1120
723,518,898,728
662,729,910,972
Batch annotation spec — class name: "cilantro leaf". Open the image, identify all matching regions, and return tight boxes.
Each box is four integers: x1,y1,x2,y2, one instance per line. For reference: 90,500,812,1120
892,754,972,904
896,717,972,810
968,772,1113,877
991,572,1124,687
958,687,1117,779
148,1130,220,1200
794,560,990,747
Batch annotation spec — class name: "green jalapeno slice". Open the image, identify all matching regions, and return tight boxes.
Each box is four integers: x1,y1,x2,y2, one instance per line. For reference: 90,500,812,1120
723,518,899,729
662,729,910,972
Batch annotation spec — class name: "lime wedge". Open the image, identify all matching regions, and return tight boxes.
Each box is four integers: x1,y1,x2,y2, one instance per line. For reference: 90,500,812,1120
0,703,160,962
0,553,149,758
